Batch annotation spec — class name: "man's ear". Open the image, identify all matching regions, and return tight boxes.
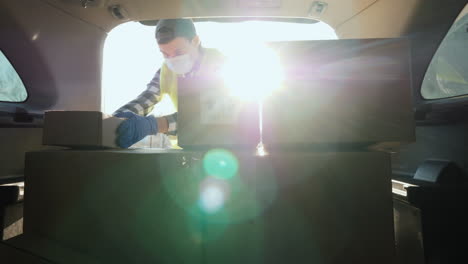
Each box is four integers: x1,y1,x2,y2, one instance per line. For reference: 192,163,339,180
192,35,201,47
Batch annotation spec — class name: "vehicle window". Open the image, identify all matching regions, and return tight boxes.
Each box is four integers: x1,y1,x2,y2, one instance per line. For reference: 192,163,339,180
421,6,468,100
0,50,27,102
102,20,337,114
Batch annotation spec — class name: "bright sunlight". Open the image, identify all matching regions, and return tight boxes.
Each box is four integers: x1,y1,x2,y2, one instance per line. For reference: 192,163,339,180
221,43,284,101
102,20,337,114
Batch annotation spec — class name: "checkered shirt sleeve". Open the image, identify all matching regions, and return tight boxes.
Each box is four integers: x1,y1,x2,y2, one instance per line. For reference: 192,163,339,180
113,68,178,135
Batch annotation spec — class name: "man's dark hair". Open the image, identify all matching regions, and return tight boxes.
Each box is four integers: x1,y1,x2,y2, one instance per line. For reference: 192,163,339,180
155,19,197,44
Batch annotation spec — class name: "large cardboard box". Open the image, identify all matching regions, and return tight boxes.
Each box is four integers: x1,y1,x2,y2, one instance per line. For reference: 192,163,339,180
263,38,415,149
2,234,99,264
42,111,123,148
177,78,260,149
23,149,395,263
0,239,50,264
178,38,414,150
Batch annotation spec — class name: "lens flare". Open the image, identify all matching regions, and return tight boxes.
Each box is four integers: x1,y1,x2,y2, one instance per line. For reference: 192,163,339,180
199,185,225,214
203,149,239,179
221,44,284,101
256,142,269,156
198,177,231,214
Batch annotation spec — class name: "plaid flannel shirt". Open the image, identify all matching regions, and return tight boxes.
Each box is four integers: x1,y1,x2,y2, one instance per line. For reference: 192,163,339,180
114,47,215,135
113,68,178,135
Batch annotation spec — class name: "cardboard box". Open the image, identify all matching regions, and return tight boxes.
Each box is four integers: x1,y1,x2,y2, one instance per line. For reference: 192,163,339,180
263,38,415,148
177,38,415,150
0,239,50,264
42,111,123,148
177,78,260,149
3,234,99,264
24,149,395,263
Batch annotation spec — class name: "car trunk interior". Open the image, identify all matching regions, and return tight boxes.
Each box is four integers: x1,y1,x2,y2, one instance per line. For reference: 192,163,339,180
1,0,468,263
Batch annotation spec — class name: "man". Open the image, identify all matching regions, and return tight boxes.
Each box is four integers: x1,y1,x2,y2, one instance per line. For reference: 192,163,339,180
114,18,224,148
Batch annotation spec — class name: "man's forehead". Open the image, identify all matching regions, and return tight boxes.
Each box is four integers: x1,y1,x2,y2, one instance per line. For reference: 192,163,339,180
159,37,191,52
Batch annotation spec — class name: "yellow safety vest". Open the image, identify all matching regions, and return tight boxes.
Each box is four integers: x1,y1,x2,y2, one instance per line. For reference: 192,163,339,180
158,48,224,147
159,48,225,110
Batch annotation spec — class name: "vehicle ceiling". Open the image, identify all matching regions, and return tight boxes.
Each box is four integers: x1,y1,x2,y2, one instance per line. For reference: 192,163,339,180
40,0,381,33
21,0,468,52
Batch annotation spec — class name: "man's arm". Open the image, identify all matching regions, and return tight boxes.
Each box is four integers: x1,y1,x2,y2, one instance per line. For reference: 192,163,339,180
113,69,178,147
113,69,162,117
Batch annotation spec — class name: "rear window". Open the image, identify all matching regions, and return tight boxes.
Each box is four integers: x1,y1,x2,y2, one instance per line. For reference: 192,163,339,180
421,5,468,100
102,20,337,114
0,50,27,102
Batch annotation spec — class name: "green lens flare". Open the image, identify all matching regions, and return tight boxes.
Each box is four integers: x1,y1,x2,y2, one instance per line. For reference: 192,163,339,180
203,149,239,179
198,184,225,214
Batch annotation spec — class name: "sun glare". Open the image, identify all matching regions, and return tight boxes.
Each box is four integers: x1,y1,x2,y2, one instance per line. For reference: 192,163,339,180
221,44,284,101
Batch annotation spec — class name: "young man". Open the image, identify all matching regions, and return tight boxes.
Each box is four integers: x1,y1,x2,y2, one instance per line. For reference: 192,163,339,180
114,18,224,148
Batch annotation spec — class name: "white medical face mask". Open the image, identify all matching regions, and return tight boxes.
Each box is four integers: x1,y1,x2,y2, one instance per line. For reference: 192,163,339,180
165,53,195,75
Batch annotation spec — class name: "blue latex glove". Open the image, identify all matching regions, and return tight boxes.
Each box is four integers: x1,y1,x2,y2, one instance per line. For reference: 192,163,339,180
115,112,158,148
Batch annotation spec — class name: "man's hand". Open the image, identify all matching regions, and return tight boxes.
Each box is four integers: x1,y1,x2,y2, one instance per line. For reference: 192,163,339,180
115,112,158,148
